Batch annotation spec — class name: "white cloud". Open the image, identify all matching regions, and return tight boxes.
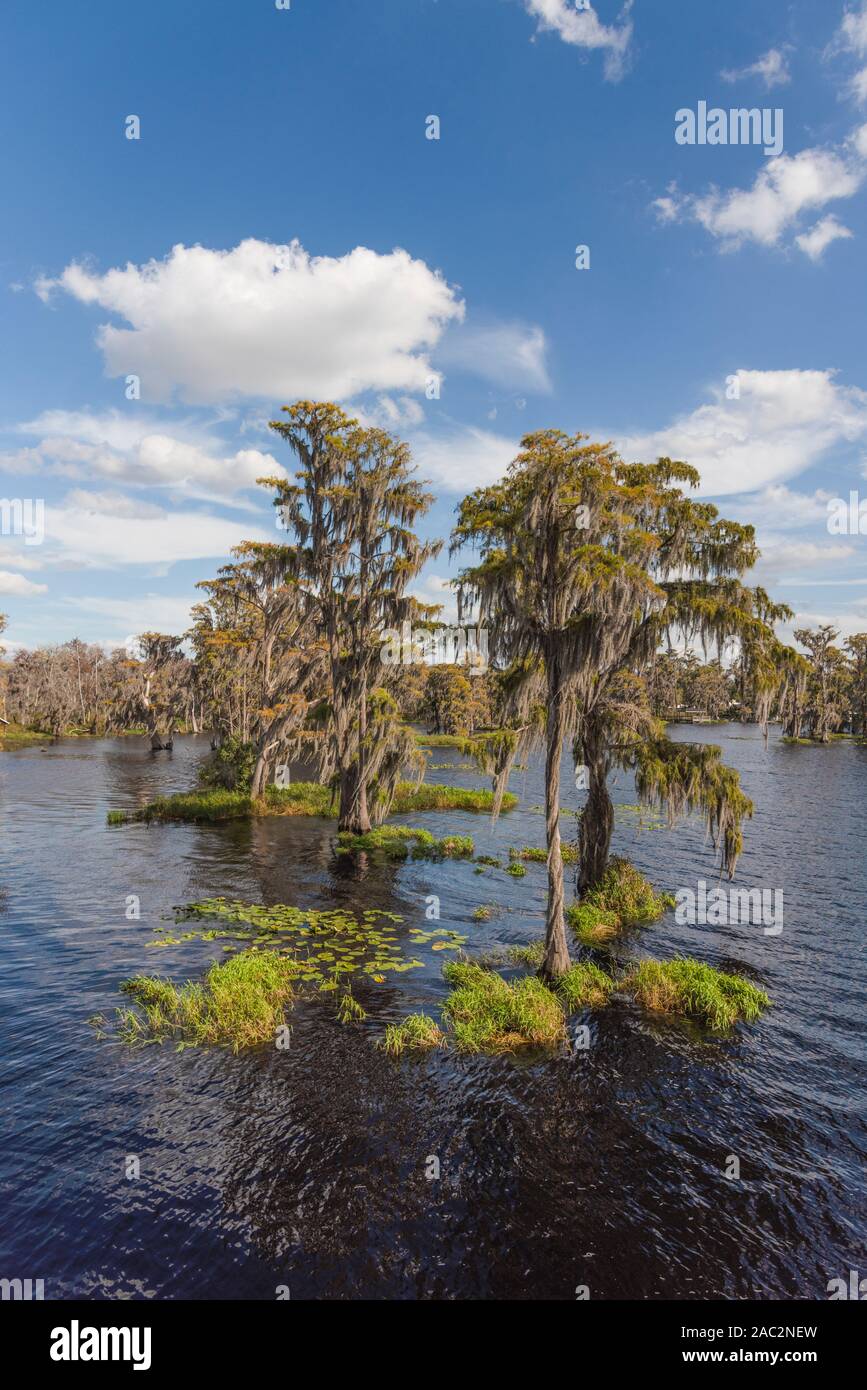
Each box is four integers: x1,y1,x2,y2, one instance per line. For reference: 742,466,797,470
9,409,284,499
37,494,273,571
412,425,516,491
721,47,791,89
656,127,867,254
795,214,854,259
437,320,551,392
0,571,47,596
828,4,867,103
617,368,867,496
523,1,634,80
62,593,197,641
36,239,465,405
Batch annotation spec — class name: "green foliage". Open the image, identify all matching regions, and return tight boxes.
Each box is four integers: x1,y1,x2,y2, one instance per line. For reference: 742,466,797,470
108,779,515,825
505,939,546,968
336,825,474,859
117,950,298,1052
336,991,367,1024
567,857,672,944
198,735,257,792
556,961,615,1011
440,960,566,1053
509,843,578,864
381,1013,446,1055
474,855,503,868
622,957,770,1029
506,862,526,877
472,904,493,921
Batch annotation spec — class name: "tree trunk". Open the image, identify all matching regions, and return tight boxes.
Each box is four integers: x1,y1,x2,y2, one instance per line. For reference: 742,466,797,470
578,719,614,894
338,762,371,834
541,662,571,982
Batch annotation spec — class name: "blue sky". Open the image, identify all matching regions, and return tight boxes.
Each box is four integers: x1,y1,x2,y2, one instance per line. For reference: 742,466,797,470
1,0,866,651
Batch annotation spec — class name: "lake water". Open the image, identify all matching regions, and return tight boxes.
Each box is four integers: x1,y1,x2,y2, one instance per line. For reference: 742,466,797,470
0,726,864,1299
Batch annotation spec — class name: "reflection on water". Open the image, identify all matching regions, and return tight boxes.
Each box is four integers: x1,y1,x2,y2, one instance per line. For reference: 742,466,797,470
0,728,864,1299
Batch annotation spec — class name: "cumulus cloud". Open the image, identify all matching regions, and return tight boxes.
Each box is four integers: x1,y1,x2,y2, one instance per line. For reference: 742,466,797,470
8,409,284,499
827,3,867,103
411,425,517,492
26,493,273,571
654,126,867,256
721,47,791,89
0,571,47,596
795,214,855,259
616,368,867,496
35,239,465,405
523,1,634,80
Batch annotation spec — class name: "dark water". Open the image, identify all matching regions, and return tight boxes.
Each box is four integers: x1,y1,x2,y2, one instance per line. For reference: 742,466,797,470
0,726,864,1300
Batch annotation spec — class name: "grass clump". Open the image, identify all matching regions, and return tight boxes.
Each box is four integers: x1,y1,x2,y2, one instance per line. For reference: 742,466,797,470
381,1013,446,1055
336,825,474,859
117,949,298,1051
336,991,367,1024
440,960,566,1053
622,957,769,1029
475,854,502,868
505,938,545,968
110,780,515,826
556,961,615,1011
567,856,673,944
506,862,527,878
472,904,493,922
508,843,578,865
109,789,252,825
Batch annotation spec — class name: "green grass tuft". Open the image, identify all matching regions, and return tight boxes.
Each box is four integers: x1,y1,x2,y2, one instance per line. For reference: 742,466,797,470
506,862,527,878
117,950,298,1051
440,960,566,1053
336,825,474,859
567,856,673,944
472,904,493,922
622,957,770,1029
336,991,367,1024
109,780,516,826
556,961,615,1011
381,1013,446,1055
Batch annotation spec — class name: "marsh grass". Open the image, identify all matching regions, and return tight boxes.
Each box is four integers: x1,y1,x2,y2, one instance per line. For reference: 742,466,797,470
509,843,578,864
556,961,615,1010
622,957,769,1029
117,950,298,1051
336,991,367,1024
440,960,566,1053
567,856,674,944
381,1013,446,1055
336,825,474,859
472,904,493,921
506,862,527,878
108,781,515,825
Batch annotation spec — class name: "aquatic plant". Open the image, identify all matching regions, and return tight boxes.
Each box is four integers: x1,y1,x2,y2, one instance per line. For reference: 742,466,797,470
567,856,673,944
440,960,566,1053
108,780,515,826
555,961,615,1011
506,862,526,878
621,957,769,1029
509,843,578,864
474,854,503,868
336,991,367,1024
336,825,474,859
472,904,493,921
117,950,298,1052
505,939,546,968
381,1013,446,1055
